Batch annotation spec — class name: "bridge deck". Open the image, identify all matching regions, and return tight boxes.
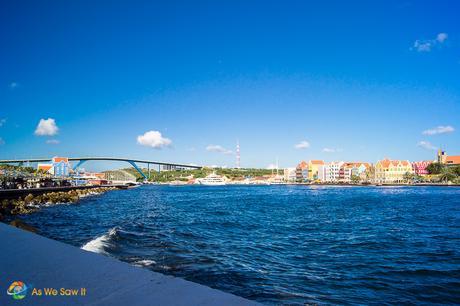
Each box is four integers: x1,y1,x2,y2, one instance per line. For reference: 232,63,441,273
0,157,201,168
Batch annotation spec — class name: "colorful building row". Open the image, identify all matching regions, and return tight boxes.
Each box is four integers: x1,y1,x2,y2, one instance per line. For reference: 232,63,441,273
288,150,460,184
292,160,373,183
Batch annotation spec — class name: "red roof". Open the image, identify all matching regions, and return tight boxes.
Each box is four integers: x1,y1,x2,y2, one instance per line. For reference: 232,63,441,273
297,161,308,169
446,156,460,165
53,157,69,163
378,159,411,168
38,164,52,171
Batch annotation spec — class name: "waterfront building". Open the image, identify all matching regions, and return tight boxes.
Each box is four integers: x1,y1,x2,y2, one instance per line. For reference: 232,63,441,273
446,155,460,166
411,161,432,176
37,157,71,177
52,157,71,177
318,161,344,182
437,149,460,167
338,163,354,182
295,161,309,182
283,168,297,182
338,162,371,182
437,149,447,164
374,159,413,184
307,160,325,180
350,162,372,181
37,163,54,175
317,164,326,182
327,161,344,182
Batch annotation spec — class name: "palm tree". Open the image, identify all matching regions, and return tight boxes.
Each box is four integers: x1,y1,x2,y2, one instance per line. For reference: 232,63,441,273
403,172,415,183
439,168,456,183
427,162,444,174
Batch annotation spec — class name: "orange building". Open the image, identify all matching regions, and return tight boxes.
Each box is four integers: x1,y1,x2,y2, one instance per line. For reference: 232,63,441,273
437,149,460,166
37,164,53,174
446,155,460,166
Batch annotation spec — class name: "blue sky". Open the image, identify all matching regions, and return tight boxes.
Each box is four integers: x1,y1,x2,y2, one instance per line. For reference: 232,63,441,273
1,0,459,169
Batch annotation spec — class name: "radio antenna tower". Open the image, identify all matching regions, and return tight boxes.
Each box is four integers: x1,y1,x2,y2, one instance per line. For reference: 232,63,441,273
236,139,241,169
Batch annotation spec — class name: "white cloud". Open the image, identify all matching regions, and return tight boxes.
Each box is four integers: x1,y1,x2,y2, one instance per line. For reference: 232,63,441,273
137,130,172,149
417,141,437,150
0,118,6,127
206,144,233,155
322,148,341,153
422,125,454,135
413,40,433,52
0,137,4,145
266,163,277,170
436,32,448,43
412,32,448,52
294,140,310,149
34,118,59,136
46,139,60,145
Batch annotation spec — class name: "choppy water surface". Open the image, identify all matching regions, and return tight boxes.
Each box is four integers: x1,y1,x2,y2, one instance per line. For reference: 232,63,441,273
21,185,460,305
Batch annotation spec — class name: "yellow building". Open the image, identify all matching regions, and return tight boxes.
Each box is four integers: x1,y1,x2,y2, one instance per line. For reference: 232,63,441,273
374,158,414,184
307,160,325,180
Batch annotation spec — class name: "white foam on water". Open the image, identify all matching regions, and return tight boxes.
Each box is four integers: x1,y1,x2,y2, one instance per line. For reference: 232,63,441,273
81,227,117,255
133,259,157,267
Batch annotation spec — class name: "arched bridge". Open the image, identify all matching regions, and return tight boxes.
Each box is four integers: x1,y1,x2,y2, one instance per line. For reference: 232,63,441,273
0,157,202,180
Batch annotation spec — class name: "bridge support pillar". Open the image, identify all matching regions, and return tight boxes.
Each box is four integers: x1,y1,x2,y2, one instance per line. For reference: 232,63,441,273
73,160,88,171
128,161,147,180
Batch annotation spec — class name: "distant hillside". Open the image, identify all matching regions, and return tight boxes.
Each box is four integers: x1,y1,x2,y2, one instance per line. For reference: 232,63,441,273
122,167,277,182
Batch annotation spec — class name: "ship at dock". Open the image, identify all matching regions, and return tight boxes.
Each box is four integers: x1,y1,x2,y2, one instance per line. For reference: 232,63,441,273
197,173,227,186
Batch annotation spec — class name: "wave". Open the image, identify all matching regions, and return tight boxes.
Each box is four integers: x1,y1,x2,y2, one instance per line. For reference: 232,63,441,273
81,227,118,255
133,259,157,267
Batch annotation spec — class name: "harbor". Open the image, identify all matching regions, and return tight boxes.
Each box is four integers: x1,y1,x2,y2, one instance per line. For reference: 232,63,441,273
2,0,460,304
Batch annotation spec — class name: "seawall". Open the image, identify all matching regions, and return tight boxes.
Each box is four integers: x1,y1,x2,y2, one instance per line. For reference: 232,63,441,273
0,185,126,200
0,223,259,306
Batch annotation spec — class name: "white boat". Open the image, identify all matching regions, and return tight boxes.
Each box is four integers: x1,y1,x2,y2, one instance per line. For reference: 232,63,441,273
197,173,226,186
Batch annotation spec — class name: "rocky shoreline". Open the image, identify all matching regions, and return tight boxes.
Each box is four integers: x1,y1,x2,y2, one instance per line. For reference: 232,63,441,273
0,187,117,221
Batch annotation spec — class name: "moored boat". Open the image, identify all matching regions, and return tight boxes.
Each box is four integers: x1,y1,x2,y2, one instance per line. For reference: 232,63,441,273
197,173,226,186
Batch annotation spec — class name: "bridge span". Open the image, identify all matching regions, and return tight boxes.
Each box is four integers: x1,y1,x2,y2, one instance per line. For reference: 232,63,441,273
0,157,202,180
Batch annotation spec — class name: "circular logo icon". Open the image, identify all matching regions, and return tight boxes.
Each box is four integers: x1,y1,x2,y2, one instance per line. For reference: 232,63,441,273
7,281,28,300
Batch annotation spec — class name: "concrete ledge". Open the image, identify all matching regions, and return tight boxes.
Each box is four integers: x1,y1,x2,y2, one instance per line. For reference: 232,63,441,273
0,223,259,305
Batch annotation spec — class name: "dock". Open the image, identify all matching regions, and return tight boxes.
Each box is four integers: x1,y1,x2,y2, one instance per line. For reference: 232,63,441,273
0,223,259,305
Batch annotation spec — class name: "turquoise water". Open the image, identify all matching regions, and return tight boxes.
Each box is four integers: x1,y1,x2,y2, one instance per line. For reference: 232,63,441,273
21,185,460,305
